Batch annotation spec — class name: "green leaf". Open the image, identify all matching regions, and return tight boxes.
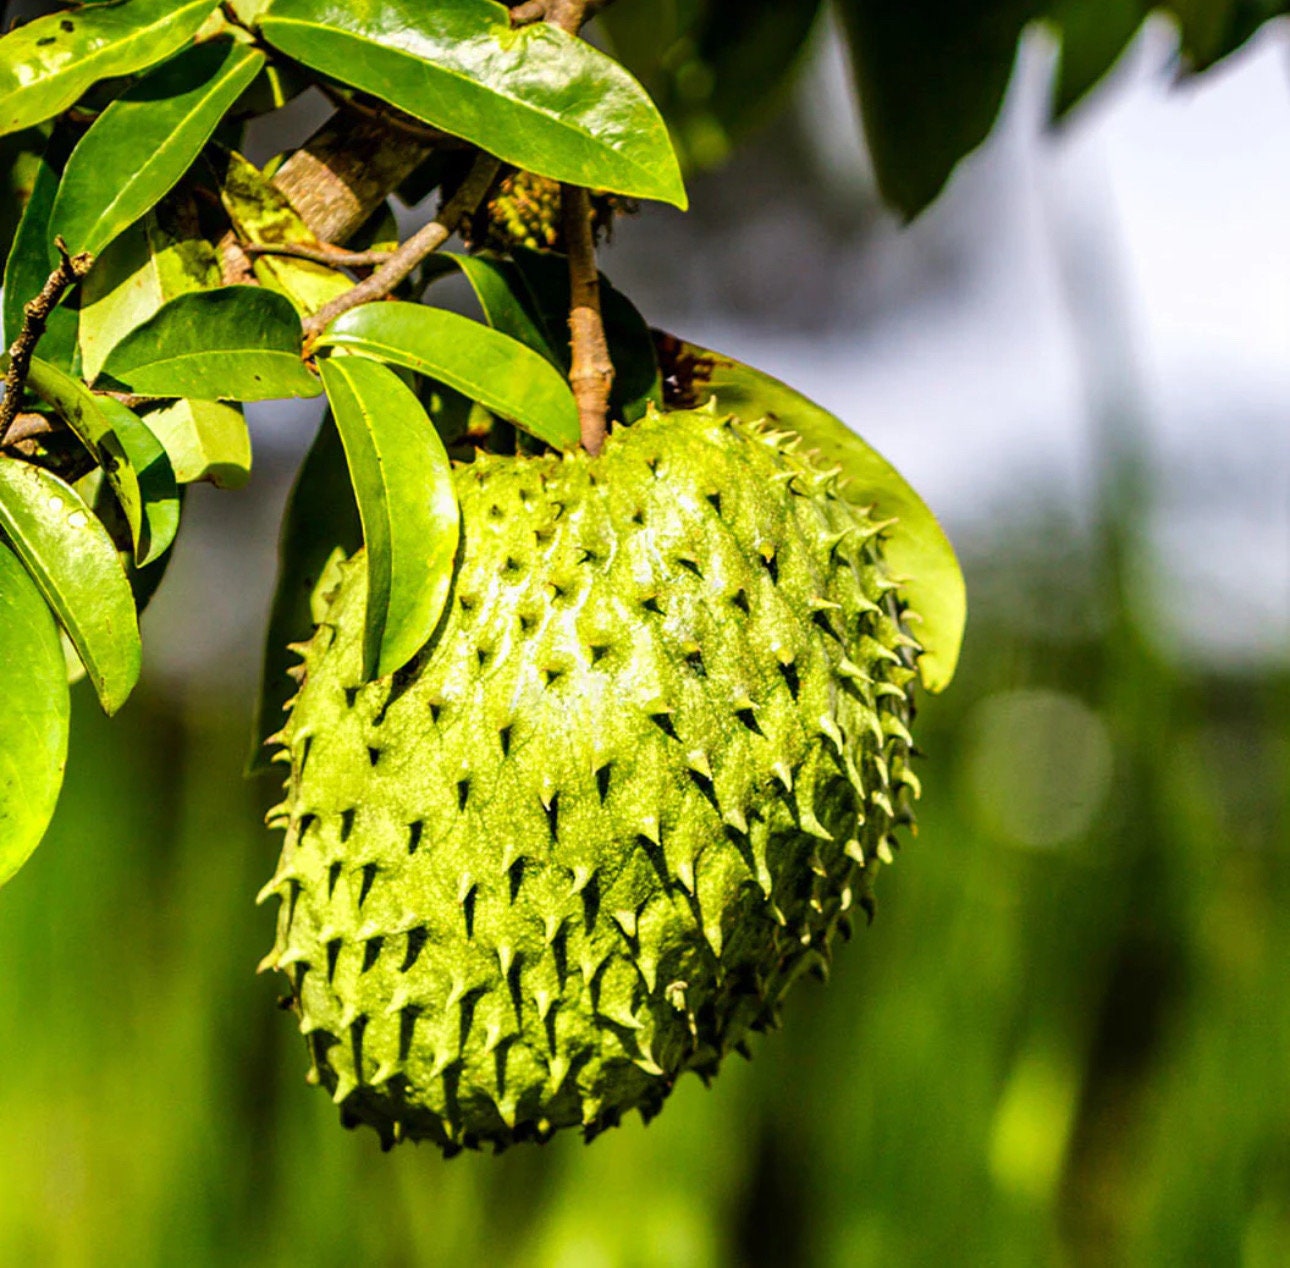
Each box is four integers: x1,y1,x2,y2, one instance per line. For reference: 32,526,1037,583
430,251,562,365
78,204,223,383
316,301,580,449
50,39,265,258
602,0,825,171
318,355,460,681
0,127,50,276
3,125,78,369
99,286,321,401
215,150,351,316
249,411,361,771
835,0,1035,219
24,356,177,566
0,456,141,714
141,399,251,489
1044,0,1145,115
0,0,219,138
0,539,70,889
96,397,180,565
655,333,966,692
258,0,687,207
505,247,663,424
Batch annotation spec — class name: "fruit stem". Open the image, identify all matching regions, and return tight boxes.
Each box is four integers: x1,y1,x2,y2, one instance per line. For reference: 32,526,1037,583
562,185,614,455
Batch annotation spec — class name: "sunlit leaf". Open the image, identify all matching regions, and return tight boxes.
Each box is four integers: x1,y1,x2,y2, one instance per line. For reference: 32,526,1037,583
655,333,966,692
249,412,361,771
50,39,264,258
0,0,218,137
319,355,460,681
99,287,321,401
258,0,687,207
142,399,251,489
78,205,223,383
24,356,177,566
216,150,351,316
316,301,580,449
0,456,141,714
427,251,561,365
0,539,69,889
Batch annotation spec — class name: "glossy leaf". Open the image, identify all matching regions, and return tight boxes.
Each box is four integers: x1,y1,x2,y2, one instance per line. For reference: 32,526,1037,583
99,287,321,401
655,333,966,692
0,456,141,714
0,539,69,889
431,251,561,365
258,0,687,207
23,357,177,566
319,355,460,681
505,247,663,424
50,40,264,258
3,125,77,368
249,412,361,770
316,301,580,449
216,150,351,316
0,0,218,137
142,400,251,489
79,205,223,383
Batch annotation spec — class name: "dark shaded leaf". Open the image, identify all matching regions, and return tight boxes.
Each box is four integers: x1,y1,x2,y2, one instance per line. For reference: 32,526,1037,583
99,286,321,400
316,301,580,448
0,539,69,888
258,0,687,206
0,127,49,276
0,0,218,137
319,354,460,680
655,332,965,692
505,247,662,424
602,0,825,170
249,411,361,771
50,39,264,258
3,125,78,368
24,356,176,566
835,0,1036,219
0,456,141,714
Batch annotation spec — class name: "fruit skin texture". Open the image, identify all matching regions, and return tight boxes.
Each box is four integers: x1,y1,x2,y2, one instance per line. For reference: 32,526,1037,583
260,407,920,1153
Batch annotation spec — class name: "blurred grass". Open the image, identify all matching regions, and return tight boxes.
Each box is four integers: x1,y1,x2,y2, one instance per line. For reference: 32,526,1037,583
1,503,1286,1267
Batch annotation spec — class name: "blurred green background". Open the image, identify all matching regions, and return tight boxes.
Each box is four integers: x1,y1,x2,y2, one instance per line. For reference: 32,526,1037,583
4,9,1290,1268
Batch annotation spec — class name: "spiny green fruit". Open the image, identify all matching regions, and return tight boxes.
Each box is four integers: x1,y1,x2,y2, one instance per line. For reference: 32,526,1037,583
259,407,921,1153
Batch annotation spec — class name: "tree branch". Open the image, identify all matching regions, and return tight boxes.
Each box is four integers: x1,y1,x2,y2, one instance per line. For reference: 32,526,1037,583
0,238,93,444
563,185,614,455
302,153,502,342
219,105,436,284
245,242,392,269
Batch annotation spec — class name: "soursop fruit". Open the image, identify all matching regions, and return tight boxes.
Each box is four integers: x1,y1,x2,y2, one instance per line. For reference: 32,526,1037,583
259,406,921,1153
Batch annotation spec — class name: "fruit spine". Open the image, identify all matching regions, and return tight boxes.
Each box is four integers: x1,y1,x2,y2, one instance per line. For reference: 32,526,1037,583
259,407,920,1152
